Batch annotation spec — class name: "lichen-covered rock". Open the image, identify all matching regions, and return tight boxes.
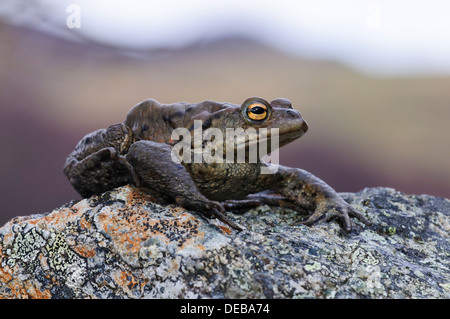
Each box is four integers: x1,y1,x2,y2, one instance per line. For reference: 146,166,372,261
0,185,449,298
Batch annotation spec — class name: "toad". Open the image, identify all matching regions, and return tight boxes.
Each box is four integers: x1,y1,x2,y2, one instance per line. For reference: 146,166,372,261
64,97,371,232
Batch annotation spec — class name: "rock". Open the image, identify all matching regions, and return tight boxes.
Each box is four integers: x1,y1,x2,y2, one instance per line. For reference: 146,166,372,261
0,185,449,299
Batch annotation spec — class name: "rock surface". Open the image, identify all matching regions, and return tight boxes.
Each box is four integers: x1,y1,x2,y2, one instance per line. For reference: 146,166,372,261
0,185,449,299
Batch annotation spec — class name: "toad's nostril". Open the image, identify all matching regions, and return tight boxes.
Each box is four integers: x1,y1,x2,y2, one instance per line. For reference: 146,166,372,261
286,109,297,116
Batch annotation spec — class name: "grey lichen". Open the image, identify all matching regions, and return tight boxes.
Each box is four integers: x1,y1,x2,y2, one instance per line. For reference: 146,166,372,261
0,186,449,299
6,226,46,268
45,231,87,289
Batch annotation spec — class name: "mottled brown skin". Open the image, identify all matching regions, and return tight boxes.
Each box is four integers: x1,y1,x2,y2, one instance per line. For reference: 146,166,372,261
64,97,371,232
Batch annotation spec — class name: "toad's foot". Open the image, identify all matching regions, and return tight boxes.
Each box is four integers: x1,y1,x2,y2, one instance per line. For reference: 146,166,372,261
176,196,243,231
254,164,371,232
294,196,371,232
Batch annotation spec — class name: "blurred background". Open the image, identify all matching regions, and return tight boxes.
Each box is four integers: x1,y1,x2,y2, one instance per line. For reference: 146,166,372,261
1,0,449,225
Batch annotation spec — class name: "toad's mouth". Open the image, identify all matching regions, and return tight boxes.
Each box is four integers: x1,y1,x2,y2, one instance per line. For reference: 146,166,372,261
184,121,308,161
234,126,307,154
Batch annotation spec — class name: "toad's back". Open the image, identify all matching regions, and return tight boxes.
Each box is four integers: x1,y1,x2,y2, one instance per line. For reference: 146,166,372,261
124,99,228,145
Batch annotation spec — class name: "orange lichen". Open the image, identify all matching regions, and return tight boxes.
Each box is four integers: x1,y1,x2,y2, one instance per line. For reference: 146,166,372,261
0,278,51,299
0,185,225,299
24,284,52,299
3,231,15,247
38,253,49,270
19,202,88,231
72,244,96,258
125,186,156,204
171,260,179,272
95,188,207,258
218,225,232,235
79,215,92,230
0,265,12,285
113,270,140,296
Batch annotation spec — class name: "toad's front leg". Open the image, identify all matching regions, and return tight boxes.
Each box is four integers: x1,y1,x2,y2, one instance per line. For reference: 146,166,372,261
126,141,243,231
259,164,371,232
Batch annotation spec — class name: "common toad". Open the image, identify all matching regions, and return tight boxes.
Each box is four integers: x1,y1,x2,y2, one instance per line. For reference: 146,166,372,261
64,97,371,232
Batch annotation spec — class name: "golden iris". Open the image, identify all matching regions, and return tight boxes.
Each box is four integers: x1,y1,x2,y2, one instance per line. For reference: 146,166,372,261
247,103,268,121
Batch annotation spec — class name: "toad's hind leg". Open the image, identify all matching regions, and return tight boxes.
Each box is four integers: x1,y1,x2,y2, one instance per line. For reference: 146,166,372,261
64,147,136,197
126,140,242,231
63,123,138,198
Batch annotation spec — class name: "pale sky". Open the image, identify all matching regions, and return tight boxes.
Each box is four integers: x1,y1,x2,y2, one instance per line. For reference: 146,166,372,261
2,0,450,76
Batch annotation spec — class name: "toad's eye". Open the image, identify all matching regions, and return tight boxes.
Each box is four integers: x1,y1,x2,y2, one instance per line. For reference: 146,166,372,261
247,103,268,121
241,97,272,124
